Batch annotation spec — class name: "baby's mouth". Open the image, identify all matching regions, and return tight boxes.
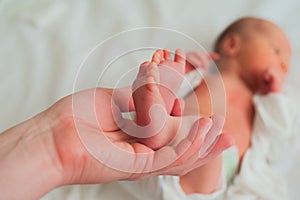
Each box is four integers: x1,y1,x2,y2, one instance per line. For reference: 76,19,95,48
260,74,273,94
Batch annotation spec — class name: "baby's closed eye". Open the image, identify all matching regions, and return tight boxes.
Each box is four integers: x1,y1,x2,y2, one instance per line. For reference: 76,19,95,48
272,46,280,55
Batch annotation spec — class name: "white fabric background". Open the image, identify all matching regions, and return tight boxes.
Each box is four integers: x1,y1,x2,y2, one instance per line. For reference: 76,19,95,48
1,0,300,199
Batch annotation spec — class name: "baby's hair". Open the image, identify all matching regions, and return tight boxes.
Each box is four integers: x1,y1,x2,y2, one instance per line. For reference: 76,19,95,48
213,17,267,53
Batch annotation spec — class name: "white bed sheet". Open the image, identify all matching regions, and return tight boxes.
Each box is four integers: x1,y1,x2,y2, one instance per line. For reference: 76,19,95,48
1,0,300,199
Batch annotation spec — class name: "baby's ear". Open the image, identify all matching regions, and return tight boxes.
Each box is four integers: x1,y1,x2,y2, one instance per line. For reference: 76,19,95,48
221,34,241,57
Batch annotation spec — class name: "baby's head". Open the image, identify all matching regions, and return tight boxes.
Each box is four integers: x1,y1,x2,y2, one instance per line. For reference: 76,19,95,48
214,17,291,94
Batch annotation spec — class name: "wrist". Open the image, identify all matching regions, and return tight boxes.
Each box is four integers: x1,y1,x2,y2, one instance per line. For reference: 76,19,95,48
0,112,64,199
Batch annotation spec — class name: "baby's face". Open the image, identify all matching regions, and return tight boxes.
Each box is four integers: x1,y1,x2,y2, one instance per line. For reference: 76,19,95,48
237,22,291,94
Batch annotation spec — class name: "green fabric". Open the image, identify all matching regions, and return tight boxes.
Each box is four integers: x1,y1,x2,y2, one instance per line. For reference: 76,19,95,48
222,146,239,183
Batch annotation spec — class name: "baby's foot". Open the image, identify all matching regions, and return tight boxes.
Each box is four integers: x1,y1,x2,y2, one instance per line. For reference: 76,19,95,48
132,61,166,127
151,49,186,114
132,61,181,149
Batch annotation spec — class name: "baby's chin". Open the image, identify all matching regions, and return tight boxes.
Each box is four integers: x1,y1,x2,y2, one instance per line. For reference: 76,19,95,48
258,88,270,95
258,83,282,95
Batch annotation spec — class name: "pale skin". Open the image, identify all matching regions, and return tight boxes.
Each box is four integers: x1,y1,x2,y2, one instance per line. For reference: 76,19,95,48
180,17,291,194
0,49,233,200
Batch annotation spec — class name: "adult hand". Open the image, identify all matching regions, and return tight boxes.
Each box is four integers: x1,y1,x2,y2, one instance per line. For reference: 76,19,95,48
0,85,232,200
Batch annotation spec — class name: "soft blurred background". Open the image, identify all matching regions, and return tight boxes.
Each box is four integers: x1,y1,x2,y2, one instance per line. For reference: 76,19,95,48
1,0,300,199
